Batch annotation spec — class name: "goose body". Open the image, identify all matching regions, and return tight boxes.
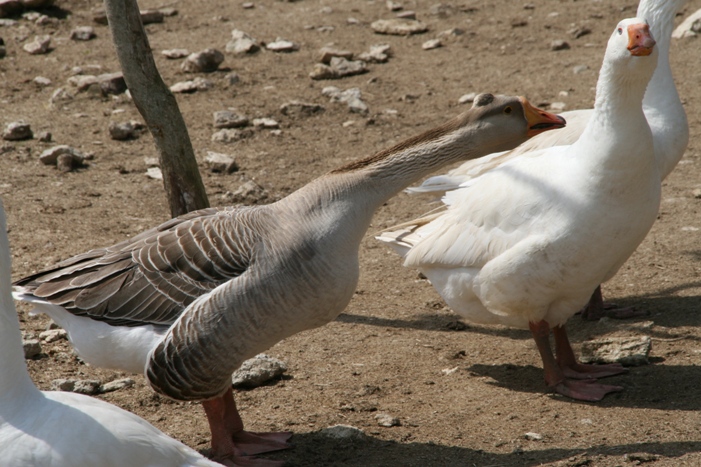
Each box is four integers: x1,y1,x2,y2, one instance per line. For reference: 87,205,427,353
406,0,690,320
0,199,219,467
13,95,564,465
378,18,660,401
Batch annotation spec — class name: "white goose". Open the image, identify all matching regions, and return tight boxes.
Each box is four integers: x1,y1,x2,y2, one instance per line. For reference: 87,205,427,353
0,199,220,467
408,0,690,320
377,18,659,401
12,96,564,466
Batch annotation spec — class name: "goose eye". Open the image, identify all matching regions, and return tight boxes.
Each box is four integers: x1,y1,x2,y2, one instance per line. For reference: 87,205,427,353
504,106,512,115
617,27,623,35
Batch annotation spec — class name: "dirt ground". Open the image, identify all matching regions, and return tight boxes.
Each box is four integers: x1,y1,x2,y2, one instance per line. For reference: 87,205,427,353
2,0,701,465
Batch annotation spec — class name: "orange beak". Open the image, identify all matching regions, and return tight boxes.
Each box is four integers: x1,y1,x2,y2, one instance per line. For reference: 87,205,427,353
519,97,567,138
627,23,656,56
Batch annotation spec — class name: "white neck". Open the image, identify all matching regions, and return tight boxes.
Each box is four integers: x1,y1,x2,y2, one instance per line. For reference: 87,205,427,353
638,0,690,178
0,204,40,409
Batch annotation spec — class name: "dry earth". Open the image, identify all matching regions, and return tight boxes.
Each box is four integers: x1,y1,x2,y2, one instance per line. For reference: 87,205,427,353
2,0,701,465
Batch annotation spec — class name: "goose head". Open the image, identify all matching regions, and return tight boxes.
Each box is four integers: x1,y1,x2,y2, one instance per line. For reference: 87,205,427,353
605,18,658,76
458,93,566,154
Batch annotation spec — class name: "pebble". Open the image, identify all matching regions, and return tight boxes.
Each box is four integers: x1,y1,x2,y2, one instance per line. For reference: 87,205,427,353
310,57,367,80
242,2,254,9
51,379,76,391
33,76,51,87
37,131,51,142
231,354,287,388
396,10,416,20
580,336,651,366
318,46,353,64
375,413,400,427
524,432,543,441
74,379,102,395
211,128,253,143
39,145,85,166
146,167,163,180
23,34,51,54
357,44,392,63
280,100,325,117
319,425,366,440
551,39,570,51
422,38,442,50
225,72,240,85
458,92,477,104
371,18,428,35
205,151,238,173
226,29,260,54
569,26,591,39
266,38,299,53
181,48,224,73
252,117,279,129
223,180,268,204
170,77,214,93
573,64,589,74
162,48,190,59
322,86,368,113
70,26,96,41
50,87,74,105
3,121,33,141
386,1,402,11
100,377,135,394
213,109,249,129
109,121,145,141
39,329,67,343
22,338,42,359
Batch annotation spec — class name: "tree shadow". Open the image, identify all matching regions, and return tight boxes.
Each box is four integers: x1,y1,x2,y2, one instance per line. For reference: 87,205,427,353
263,431,701,466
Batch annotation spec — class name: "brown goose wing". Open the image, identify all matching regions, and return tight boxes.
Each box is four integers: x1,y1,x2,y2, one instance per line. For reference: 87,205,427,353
14,206,262,327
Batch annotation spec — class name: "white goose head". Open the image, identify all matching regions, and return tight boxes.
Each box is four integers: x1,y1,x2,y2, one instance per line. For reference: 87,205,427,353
605,18,658,77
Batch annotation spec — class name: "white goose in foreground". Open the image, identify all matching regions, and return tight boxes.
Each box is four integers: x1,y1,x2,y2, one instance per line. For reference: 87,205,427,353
408,0,690,321
12,96,564,466
0,199,220,467
377,18,659,402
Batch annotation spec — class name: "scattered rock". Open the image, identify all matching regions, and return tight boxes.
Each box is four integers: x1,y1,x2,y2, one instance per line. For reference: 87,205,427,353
224,180,268,204
100,378,135,394
422,38,442,50
322,86,368,113
170,77,214,93
318,46,353,64
37,131,51,142
225,72,240,85
109,121,145,141
438,27,465,38
396,10,416,20
371,18,428,35
205,151,238,174
458,92,477,104
525,432,543,441
231,354,287,388
162,48,190,59
226,29,260,54
252,118,279,129
51,378,75,391
266,38,299,53
70,26,96,41
573,64,589,74
23,34,51,55
181,48,224,73
23,338,42,359
375,413,400,427
319,425,366,440
39,329,67,343
211,128,253,143
551,39,570,51
3,121,33,141
511,18,528,27
39,145,87,171
624,452,659,464
146,167,163,180
33,76,51,87
580,336,651,366
357,44,392,63
310,57,367,80
386,1,402,11
73,379,102,395
98,72,127,95
213,109,249,129
569,26,591,39
280,100,325,117
50,87,74,105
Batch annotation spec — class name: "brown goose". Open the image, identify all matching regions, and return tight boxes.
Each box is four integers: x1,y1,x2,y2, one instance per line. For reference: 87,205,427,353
13,94,564,466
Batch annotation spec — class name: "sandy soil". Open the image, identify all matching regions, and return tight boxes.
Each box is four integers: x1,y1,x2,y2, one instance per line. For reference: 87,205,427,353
2,0,701,465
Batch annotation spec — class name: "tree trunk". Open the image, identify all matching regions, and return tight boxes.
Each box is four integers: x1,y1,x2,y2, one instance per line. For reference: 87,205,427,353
103,0,209,217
